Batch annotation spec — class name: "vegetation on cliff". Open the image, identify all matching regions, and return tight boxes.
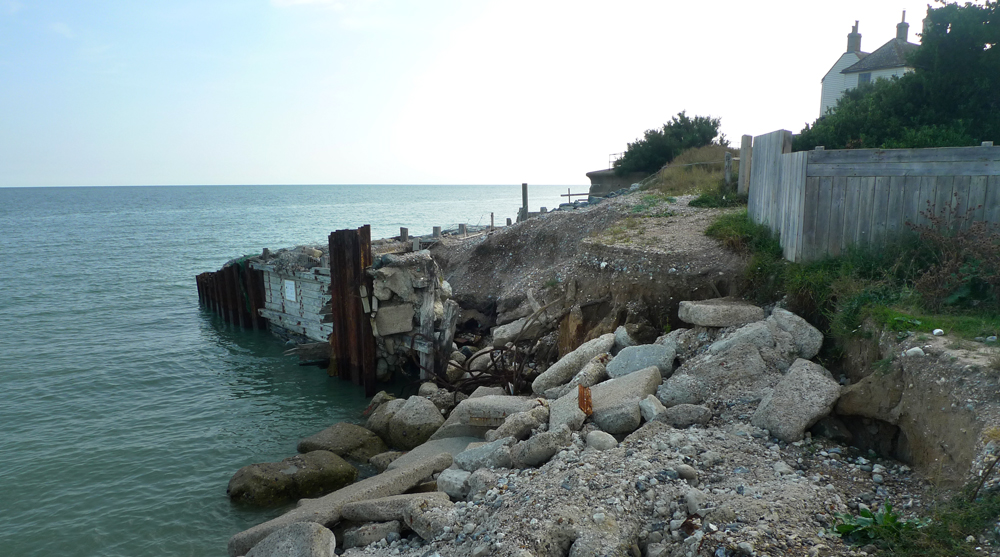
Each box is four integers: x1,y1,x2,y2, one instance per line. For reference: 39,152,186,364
613,112,726,176
794,1,1000,151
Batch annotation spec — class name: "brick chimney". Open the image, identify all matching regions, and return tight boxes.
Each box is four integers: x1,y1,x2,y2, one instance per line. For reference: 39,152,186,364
847,21,862,52
896,11,909,41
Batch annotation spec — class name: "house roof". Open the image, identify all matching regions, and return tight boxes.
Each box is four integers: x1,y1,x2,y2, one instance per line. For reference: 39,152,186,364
821,51,868,83
841,38,918,73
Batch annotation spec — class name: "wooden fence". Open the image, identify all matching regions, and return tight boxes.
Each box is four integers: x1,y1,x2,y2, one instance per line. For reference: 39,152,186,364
747,130,1000,261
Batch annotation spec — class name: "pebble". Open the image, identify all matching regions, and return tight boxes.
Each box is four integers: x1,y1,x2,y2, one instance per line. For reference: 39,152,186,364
872,474,884,484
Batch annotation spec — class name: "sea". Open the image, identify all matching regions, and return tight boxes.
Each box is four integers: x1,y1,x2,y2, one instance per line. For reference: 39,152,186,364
0,184,573,557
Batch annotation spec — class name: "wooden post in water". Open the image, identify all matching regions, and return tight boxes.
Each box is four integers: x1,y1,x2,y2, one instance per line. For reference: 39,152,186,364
521,183,528,221
739,134,753,195
490,212,494,231
327,225,376,396
400,227,408,244
506,217,512,226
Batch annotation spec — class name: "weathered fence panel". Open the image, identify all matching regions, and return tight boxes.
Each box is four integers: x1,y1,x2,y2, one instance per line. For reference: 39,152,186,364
748,134,1000,262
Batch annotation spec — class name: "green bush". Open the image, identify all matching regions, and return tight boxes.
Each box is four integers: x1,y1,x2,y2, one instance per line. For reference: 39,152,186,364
614,112,725,176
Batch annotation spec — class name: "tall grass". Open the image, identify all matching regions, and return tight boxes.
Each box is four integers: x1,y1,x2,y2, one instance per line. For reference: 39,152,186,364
643,144,738,197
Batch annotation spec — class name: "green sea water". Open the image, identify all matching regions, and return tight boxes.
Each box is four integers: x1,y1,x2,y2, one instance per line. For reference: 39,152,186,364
0,184,571,556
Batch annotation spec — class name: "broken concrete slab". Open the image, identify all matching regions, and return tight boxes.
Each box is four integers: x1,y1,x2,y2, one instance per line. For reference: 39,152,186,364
531,333,615,395
227,451,357,507
491,315,548,346
678,298,765,328
751,358,841,442
708,321,774,355
340,492,451,523
385,436,479,471
387,396,445,450
768,308,823,360
453,437,515,471
606,344,675,379
660,404,712,428
590,366,662,435
227,452,452,557
484,405,549,442
341,520,400,550
374,303,415,336
429,395,539,440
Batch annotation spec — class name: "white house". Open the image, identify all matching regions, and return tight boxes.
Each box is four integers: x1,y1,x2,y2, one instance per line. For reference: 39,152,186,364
819,13,919,116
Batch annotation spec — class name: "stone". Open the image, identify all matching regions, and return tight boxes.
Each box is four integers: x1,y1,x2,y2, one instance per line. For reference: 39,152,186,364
768,308,823,359
425,388,467,414
469,386,507,398
549,392,588,432
484,405,550,442
659,404,712,428
365,398,405,443
708,321,773,355
511,424,572,467
297,423,388,463
340,492,451,522
905,347,925,357
368,451,403,472
453,437,516,471
656,374,704,407
835,367,904,424
430,395,539,440
385,436,479,471
684,488,707,515
387,396,445,450
403,497,457,541
586,430,618,451
532,333,615,395
751,358,841,442
418,382,438,396
638,394,666,421
675,464,698,481
437,468,472,499
227,451,358,507
607,344,675,379
590,366,662,435
613,325,638,354
374,303,415,336
467,468,499,497
492,315,547,346
227,452,452,557
244,522,336,557
677,298,765,328
342,520,401,549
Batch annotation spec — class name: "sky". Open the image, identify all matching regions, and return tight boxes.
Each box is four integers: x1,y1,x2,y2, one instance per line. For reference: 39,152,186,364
0,0,943,187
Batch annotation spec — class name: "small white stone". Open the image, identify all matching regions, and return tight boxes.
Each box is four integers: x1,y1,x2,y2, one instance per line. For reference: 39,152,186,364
904,347,925,357
933,329,945,336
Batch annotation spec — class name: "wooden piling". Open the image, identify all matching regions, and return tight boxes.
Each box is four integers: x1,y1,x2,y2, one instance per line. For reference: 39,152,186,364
400,227,408,243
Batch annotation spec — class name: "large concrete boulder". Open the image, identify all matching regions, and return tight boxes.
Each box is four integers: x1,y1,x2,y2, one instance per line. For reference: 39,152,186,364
437,468,472,499
484,405,550,442
708,321,773,355
590,366,662,434
769,308,823,359
678,298,765,328
387,396,445,450
430,395,540,440
752,359,841,442
492,315,547,346
244,522,336,557
660,404,712,428
340,492,451,522
511,424,572,468
549,391,588,432
365,398,405,443
403,497,457,541
342,521,400,550
454,437,516,471
385,437,479,471
606,344,675,379
228,452,452,556
227,451,357,507
297,423,388,462
532,333,615,395
545,353,610,399
658,343,773,412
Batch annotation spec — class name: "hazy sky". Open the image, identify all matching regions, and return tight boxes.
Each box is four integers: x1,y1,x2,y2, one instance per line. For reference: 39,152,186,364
1,0,939,187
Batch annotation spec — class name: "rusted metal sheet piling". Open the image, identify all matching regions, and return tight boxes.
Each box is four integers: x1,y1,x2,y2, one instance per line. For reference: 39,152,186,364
328,225,377,396
196,259,268,330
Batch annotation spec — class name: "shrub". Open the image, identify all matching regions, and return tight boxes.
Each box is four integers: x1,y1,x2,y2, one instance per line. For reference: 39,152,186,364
614,112,724,176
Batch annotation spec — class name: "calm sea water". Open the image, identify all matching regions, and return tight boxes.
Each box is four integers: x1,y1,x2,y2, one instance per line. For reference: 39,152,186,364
0,184,571,557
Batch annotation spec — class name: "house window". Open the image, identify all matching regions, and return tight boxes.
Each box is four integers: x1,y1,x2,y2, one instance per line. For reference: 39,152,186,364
859,72,872,85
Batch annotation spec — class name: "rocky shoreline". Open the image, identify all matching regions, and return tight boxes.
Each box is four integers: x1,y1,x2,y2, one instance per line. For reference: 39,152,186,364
224,194,1000,557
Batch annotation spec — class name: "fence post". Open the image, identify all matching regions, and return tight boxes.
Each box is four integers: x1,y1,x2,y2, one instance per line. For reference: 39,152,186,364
432,226,441,239
520,183,528,221
400,227,408,244
738,134,752,195
724,152,733,190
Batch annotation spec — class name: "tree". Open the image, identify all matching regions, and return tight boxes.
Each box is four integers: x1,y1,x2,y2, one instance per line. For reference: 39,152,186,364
794,1,999,151
614,112,724,175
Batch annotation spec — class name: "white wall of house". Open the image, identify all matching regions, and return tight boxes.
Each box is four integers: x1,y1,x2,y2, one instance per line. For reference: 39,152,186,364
820,52,863,116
